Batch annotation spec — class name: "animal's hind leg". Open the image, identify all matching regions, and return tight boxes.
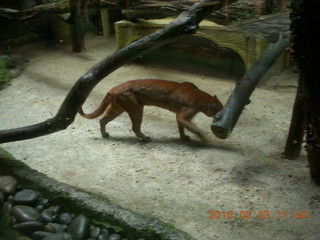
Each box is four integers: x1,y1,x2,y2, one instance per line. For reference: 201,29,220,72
127,107,151,142
100,104,123,138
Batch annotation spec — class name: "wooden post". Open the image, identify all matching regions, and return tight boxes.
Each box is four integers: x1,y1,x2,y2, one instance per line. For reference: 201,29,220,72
100,9,111,38
69,0,85,52
280,0,287,12
255,0,263,15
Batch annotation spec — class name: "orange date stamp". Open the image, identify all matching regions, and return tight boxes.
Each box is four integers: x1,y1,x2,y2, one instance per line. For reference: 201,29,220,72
208,210,309,220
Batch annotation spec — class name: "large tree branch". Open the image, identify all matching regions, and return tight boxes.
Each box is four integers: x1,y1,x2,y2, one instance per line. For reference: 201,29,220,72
0,0,218,143
211,36,289,139
0,2,70,20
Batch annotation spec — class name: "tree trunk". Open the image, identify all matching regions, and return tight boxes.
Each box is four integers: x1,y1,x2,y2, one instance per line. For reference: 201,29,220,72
255,0,263,15
0,0,218,143
291,0,320,185
282,74,305,160
280,0,287,11
211,36,288,139
69,0,85,52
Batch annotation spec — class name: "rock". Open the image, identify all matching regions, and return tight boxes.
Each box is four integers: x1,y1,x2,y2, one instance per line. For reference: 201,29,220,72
45,223,68,233
101,228,109,236
90,226,101,238
68,215,90,240
14,221,44,236
38,198,50,207
0,191,4,204
15,236,32,240
59,212,73,224
107,233,122,240
0,176,17,195
7,195,14,203
11,205,40,222
43,232,73,240
41,208,54,223
97,234,107,240
97,228,110,240
35,204,45,212
52,205,61,215
31,231,54,240
2,201,12,214
13,189,38,205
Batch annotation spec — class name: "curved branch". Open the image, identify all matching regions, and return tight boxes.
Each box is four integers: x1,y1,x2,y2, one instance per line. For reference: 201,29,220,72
0,2,69,20
211,36,289,139
0,0,218,143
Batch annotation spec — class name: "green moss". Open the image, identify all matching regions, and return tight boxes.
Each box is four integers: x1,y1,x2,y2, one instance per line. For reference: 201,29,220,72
0,147,14,159
0,59,12,84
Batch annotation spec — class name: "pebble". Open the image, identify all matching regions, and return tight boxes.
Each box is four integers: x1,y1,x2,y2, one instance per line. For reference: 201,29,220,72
0,175,145,240
2,201,12,214
45,222,68,233
15,236,32,240
59,212,73,224
38,198,50,207
14,221,44,236
35,204,45,212
43,232,73,240
41,208,54,223
90,226,101,238
97,228,109,240
97,235,107,240
7,194,14,202
68,215,90,240
51,205,61,215
0,191,4,204
0,176,17,195
107,233,122,240
14,189,38,205
11,205,40,222
31,231,53,240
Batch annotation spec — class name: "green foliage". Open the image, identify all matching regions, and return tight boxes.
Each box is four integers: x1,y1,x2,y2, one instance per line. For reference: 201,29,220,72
0,59,12,84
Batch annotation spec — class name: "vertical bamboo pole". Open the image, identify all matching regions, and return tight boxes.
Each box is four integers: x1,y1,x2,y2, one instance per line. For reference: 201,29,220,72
101,9,111,38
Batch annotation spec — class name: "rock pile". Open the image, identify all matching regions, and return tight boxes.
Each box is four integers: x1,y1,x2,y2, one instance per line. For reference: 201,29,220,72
0,175,146,240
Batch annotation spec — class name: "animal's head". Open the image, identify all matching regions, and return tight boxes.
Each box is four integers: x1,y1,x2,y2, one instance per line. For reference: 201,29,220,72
204,95,223,117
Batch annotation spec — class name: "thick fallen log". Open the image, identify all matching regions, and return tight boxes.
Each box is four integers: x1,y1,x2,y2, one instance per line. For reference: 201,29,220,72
0,2,69,20
211,36,289,139
0,0,218,143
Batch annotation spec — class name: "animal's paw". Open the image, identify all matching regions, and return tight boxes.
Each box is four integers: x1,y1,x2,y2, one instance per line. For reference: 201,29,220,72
101,132,110,138
181,135,191,142
140,136,152,143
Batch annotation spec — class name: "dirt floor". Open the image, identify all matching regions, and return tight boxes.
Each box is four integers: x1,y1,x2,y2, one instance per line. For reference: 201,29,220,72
1,36,320,240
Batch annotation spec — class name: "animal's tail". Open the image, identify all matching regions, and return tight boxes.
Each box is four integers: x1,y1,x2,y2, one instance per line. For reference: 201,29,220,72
79,93,111,119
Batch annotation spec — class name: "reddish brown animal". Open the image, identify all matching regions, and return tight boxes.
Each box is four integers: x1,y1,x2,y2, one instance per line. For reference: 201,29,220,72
79,79,223,142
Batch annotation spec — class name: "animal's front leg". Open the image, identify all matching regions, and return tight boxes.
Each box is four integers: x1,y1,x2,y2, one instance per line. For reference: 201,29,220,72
177,122,190,142
176,108,205,142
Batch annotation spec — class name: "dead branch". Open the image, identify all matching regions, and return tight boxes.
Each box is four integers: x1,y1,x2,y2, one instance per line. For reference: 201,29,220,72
0,2,70,20
0,0,218,143
211,36,289,139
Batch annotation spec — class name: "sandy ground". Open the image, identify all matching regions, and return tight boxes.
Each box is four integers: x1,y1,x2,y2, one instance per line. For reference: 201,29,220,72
1,36,320,240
